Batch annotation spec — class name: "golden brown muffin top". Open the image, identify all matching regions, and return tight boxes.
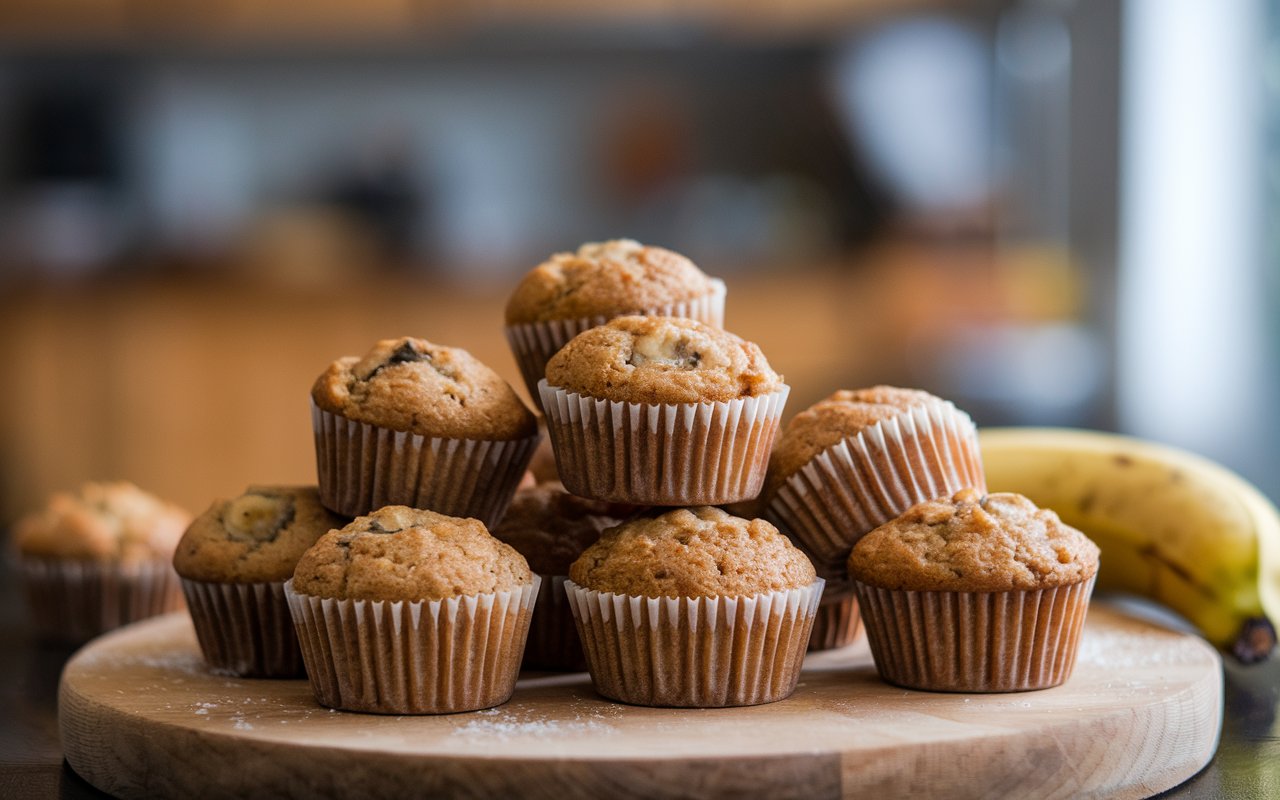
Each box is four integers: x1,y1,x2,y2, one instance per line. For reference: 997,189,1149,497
291,506,532,601
173,486,346,583
544,316,784,404
847,489,1100,592
505,239,717,325
569,506,816,598
311,336,536,441
491,482,635,575
767,386,938,490
13,481,190,563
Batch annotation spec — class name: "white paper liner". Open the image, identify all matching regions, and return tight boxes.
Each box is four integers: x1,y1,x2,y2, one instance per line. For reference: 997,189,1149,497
285,577,539,714
853,576,1096,693
767,398,985,578
539,381,789,505
523,574,587,672
181,579,302,678
808,589,862,652
19,557,183,643
505,279,727,408
312,402,539,525
565,578,823,707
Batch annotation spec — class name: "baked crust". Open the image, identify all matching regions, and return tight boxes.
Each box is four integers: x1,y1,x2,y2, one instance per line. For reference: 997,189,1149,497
14,481,190,563
173,486,344,583
311,337,536,440
847,489,1100,592
291,506,532,601
505,240,715,325
544,316,783,404
569,506,816,598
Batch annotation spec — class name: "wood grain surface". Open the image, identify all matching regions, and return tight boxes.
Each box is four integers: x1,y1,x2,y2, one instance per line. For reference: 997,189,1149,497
59,604,1221,800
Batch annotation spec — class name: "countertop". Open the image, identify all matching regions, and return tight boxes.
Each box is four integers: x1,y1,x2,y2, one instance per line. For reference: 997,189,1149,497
2,562,1277,799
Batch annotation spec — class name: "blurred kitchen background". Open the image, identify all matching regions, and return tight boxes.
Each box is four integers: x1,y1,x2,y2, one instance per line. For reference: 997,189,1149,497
0,0,1275,523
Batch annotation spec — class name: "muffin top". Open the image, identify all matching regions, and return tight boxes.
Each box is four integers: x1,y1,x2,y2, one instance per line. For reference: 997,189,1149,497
311,336,536,440
291,506,532,602
569,506,816,598
13,481,190,563
847,489,1100,592
505,239,718,325
545,316,784,404
173,486,345,583
767,387,938,493
491,482,634,575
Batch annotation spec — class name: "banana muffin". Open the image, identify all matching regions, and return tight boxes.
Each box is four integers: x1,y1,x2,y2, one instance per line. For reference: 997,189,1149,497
566,506,822,707
174,486,344,677
504,239,726,406
848,489,1099,693
13,481,190,642
491,482,634,670
286,506,537,714
540,316,789,504
764,386,985,584
766,386,937,499
311,336,539,525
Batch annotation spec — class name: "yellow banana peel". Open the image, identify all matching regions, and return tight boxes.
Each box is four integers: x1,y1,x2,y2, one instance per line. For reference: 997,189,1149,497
980,427,1279,663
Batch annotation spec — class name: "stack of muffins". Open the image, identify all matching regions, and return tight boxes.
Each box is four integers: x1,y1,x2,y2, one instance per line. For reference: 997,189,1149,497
281,238,827,712
11,237,1100,714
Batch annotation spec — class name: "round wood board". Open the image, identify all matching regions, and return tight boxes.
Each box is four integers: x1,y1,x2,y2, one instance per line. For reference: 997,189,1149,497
59,604,1221,800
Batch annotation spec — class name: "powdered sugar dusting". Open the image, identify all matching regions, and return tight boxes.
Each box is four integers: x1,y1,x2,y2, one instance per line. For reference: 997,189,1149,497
185,695,303,729
1077,629,1206,669
451,707,616,742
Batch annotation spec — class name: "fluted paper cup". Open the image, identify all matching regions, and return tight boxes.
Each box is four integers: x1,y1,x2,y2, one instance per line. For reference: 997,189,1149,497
506,279,727,409
285,577,539,714
19,557,183,643
853,576,1096,692
181,579,302,678
312,403,539,526
766,398,984,579
807,588,862,652
540,381,788,505
523,574,587,672
565,578,823,707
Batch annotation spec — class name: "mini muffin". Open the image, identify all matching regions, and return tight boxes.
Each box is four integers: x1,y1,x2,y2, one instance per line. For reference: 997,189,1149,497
311,336,539,525
566,506,822,707
491,482,634,671
12,481,190,643
540,316,788,505
848,489,1099,693
764,386,985,582
173,486,344,677
504,239,726,406
285,506,538,714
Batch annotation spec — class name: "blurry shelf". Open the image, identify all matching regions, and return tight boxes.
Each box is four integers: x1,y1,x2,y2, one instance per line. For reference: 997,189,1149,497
0,0,977,51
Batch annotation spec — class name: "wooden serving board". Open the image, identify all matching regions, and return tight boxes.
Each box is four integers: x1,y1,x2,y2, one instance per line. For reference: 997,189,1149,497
59,604,1221,800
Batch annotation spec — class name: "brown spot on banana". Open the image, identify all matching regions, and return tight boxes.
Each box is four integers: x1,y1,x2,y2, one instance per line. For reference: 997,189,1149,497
1078,490,1097,515
1137,543,1218,601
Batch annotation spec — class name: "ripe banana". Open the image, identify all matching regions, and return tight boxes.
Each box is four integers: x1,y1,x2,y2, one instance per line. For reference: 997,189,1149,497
980,427,1280,663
